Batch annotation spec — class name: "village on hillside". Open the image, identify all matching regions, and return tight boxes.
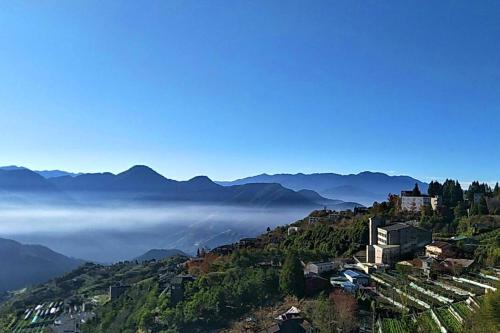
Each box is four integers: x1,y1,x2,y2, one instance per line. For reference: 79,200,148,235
1,182,499,333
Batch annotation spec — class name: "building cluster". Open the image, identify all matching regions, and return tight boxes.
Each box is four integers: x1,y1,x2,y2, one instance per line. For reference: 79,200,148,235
397,239,477,277
307,208,359,225
303,257,372,295
209,237,260,255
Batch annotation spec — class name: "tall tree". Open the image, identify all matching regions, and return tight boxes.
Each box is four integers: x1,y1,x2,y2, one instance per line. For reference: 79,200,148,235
279,251,305,298
477,196,489,215
411,183,421,196
442,179,463,207
428,180,443,197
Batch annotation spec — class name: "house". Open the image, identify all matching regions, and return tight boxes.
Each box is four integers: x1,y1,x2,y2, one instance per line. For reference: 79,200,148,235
308,216,321,224
437,258,475,275
396,257,438,277
288,226,300,235
304,260,341,275
238,237,258,248
343,270,369,286
264,307,313,333
425,241,456,259
210,244,234,255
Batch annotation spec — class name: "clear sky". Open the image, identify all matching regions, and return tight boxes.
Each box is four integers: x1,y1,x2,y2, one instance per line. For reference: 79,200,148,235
0,1,499,183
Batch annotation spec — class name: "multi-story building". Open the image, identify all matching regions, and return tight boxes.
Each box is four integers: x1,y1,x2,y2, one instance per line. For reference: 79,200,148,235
400,185,440,211
366,218,432,265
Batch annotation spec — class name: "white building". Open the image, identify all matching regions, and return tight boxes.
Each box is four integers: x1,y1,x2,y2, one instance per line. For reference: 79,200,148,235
400,193,432,211
304,261,340,274
400,185,439,212
288,226,300,235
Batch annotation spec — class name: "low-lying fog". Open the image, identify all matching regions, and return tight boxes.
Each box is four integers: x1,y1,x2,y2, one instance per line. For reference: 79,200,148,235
0,203,310,263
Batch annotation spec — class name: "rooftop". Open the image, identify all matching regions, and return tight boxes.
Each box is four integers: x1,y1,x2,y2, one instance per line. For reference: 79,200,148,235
374,244,400,249
379,222,411,232
427,241,452,249
343,269,369,279
443,258,475,268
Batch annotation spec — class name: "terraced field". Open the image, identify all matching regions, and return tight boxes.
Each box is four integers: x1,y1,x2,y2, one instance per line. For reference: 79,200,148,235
436,308,462,333
416,312,441,333
380,318,409,333
453,302,473,319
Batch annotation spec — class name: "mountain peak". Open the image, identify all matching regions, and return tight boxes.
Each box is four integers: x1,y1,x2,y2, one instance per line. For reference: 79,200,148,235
123,165,157,174
188,175,214,183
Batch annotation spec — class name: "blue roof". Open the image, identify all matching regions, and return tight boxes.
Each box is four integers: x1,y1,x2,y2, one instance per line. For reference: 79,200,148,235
343,269,368,279
341,281,358,291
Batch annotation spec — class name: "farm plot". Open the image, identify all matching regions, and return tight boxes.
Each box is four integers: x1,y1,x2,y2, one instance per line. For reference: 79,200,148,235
416,312,441,333
411,278,466,302
439,278,485,295
380,318,409,333
436,308,463,333
453,302,473,319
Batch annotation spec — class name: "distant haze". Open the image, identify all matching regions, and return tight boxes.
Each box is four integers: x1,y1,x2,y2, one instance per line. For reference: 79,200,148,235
0,202,310,263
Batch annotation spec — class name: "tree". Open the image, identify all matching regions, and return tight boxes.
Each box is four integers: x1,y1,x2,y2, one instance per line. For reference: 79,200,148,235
330,290,358,332
279,251,305,298
428,181,443,197
494,182,500,196
477,196,489,215
411,183,421,196
453,201,467,219
442,179,463,207
306,294,335,333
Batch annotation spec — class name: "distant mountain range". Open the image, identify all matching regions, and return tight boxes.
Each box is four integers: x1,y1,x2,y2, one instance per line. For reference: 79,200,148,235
0,238,84,292
0,165,361,209
218,172,428,206
0,166,80,178
134,249,188,262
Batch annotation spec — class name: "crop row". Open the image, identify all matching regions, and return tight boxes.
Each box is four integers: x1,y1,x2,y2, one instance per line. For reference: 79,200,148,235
416,312,441,333
436,308,463,333
381,318,409,333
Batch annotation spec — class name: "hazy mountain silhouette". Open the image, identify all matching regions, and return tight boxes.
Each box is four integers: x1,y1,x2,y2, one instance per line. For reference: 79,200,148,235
0,238,84,292
0,168,59,192
0,166,361,209
0,166,80,178
218,171,428,206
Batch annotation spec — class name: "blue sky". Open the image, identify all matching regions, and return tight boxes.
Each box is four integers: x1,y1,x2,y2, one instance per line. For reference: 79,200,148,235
0,1,499,182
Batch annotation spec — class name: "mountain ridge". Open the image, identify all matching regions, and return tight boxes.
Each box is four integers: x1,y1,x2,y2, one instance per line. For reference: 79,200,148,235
0,238,85,292
217,171,428,206
0,166,361,209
